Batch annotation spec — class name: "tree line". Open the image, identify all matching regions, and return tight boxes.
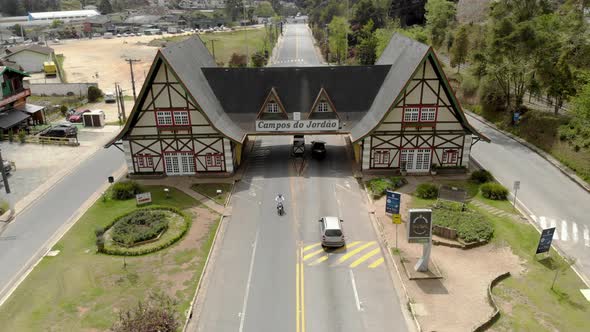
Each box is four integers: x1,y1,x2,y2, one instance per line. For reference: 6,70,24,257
0,0,148,16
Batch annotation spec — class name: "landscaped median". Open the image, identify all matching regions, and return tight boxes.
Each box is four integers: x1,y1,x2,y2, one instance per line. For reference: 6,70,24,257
368,174,590,331
0,185,220,331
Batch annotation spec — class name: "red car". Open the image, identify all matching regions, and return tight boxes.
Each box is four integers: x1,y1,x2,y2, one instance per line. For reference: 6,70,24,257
68,109,90,123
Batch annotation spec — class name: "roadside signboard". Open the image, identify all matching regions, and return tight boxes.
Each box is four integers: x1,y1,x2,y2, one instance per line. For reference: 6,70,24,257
408,209,432,243
535,227,556,254
135,192,152,205
385,191,401,214
392,214,402,224
293,112,301,121
514,181,520,191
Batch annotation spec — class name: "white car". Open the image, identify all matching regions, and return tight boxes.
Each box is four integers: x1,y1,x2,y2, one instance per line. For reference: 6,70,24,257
104,92,116,103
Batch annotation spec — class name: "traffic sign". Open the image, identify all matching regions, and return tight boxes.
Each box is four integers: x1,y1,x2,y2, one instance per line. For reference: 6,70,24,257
536,227,556,254
392,214,401,224
408,209,432,243
386,191,401,215
514,181,520,191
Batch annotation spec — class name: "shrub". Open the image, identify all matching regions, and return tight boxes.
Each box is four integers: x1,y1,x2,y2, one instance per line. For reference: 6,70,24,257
229,53,248,68
111,181,142,200
17,130,26,143
96,235,105,252
433,201,494,243
111,210,169,246
112,291,179,332
366,176,407,199
460,74,479,98
8,130,14,142
415,183,439,199
60,105,68,116
470,169,493,183
95,227,105,237
87,86,103,102
479,78,506,113
480,182,509,200
251,51,266,67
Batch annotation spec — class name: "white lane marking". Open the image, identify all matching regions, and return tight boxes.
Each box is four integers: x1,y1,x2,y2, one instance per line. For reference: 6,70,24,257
540,216,547,229
573,222,579,243
238,229,260,332
550,219,558,240
530,215,538,223
561,220,568,242
349,270,363,312
583,225,590,248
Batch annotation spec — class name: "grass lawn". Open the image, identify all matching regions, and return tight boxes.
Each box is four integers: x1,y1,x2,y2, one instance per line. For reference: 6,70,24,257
191,183,232,206
0,185,220,331
409,179,590,331
149,28,269,66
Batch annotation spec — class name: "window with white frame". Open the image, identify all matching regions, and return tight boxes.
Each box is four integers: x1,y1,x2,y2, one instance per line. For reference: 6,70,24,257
374,150,390,165
420,107,436,122
156,111,173,126
403,107,420,122
267,102,279,113
318,101,329,112
442,149,458,164
173,111,190,125
137,155,153,168
137,155,145,168
206,153,223,167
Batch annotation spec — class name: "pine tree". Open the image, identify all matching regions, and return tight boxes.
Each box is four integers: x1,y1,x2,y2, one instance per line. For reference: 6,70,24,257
450,24,469,72
99,0,114,14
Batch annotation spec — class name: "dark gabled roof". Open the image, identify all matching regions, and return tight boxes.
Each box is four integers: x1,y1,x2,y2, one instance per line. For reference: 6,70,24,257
0,110,30,130
349,34,430,141
4,44,54,56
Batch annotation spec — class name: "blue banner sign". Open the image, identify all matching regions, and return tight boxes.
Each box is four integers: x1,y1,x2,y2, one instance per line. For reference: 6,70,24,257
386,191,401,214
536,227,556,254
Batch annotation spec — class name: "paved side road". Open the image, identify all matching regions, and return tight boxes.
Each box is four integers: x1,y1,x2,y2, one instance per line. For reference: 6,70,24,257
0,148,125,304
468,113,590,285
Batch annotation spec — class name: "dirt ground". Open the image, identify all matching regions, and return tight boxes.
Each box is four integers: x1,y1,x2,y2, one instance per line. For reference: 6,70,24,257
50,34,186,92
371,176,524,332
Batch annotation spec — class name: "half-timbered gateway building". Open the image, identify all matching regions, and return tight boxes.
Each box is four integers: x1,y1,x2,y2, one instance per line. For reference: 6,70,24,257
106,33,488,176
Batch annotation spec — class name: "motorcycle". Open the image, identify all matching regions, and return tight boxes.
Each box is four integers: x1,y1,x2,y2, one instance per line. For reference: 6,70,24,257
277,202,285,216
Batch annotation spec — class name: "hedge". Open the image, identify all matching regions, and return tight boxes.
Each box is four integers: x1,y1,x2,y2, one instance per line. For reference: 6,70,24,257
480,183,509,200
111,181,142,200
366,177,407,199
97,205,190,256
433,201,494,243
471,169,494,184
111,210,169,246
415,183,439,199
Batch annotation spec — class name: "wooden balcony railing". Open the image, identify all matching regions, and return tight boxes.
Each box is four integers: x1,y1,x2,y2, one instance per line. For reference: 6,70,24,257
0,88,31,108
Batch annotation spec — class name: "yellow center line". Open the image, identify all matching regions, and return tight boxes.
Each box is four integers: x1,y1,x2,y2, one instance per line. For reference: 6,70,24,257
303,243,321,252
300,248,305,332
296,261,300,332
303,248,325,261
335,241,377,264
349,248,381,268
368,257,385,268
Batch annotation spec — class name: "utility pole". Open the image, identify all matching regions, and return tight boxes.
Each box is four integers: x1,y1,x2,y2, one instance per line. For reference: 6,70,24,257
114,83,122,124
0,149,14,215
210,39,218,62
125,59,140,102
118,84,127,122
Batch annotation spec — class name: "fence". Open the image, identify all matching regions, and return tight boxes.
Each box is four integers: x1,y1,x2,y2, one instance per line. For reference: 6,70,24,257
24,135,80,146
28,82,98,97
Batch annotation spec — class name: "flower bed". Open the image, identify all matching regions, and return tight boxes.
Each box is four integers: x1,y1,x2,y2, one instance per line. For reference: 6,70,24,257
98,206,190,256
432,201,494,243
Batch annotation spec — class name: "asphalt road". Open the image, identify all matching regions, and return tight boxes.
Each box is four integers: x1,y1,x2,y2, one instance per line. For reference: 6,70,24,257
0,148,124,303
271,23,323,67
194,23,409,332
468,113,590,285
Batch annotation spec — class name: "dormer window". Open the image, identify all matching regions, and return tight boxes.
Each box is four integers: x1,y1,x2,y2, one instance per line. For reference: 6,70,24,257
267,102,279,113
318,101,329,112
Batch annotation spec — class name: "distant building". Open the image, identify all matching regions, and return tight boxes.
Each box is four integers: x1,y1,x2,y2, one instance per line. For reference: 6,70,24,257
2,45,54,73
28,10,100,22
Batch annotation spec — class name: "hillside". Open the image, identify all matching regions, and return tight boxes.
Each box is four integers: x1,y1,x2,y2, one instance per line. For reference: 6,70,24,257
456,0,490,24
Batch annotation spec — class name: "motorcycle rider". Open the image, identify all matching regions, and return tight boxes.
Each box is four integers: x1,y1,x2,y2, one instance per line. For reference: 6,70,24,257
275,194,285,213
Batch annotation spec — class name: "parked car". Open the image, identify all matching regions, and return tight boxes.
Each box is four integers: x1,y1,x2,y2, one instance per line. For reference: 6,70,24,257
40,127,73,138
311,141,327,160
104,91,116,103
67,109,91,123
54,122,78,136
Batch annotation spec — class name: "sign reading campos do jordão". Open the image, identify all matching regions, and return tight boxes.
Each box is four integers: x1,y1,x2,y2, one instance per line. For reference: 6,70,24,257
408,209,432,243
256,119,339,132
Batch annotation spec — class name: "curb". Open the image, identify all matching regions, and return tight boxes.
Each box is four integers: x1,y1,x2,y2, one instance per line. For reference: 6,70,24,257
0,164,127,307
470,157,590,287
466,111,590,193
472,272,511,332
361,180,421,332
182,213,226,332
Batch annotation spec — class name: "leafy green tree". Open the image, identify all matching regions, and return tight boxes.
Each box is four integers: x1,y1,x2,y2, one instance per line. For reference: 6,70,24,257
50,20,64,29
424,0,456,48
99,0,114,14
255,1,276,17
225,0,245,22
112,291,179,332
450,24,469,72
353,0,385,29
328,16,349,64
357,20,378,65
0,0,25,16
251,51,267,67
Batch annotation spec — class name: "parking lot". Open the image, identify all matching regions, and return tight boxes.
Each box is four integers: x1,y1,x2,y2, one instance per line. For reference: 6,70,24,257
0,126,120,205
